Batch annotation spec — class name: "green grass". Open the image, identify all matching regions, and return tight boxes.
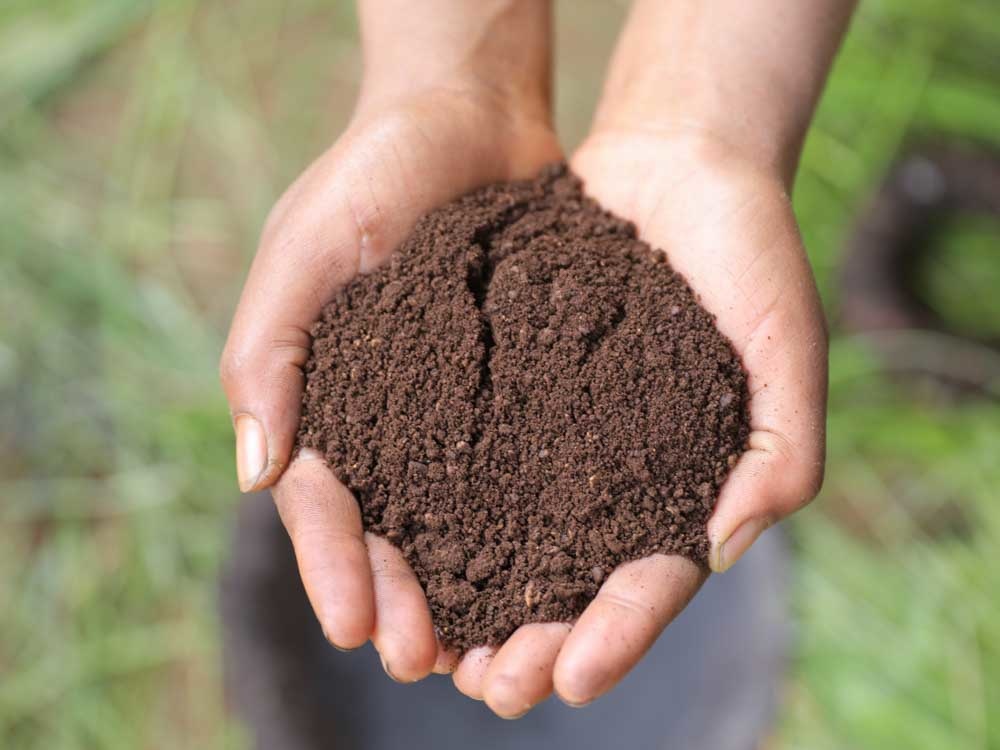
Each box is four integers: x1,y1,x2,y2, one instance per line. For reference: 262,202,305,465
1,1,999,748
780,342,1000,749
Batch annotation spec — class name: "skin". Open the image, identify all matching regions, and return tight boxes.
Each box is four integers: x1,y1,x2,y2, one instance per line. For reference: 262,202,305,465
220,0,854,719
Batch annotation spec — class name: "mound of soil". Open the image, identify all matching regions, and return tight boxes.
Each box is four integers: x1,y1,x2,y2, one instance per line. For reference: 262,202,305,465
297,165,749,651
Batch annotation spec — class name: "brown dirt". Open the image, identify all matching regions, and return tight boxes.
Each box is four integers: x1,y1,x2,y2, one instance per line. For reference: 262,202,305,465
297,165,750,651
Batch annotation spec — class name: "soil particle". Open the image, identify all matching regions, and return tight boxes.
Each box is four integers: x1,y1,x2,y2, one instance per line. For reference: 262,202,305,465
297,165,750,651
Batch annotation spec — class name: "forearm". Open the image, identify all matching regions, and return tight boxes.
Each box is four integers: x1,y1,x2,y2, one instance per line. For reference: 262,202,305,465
356,0,553,120
593,0,856,183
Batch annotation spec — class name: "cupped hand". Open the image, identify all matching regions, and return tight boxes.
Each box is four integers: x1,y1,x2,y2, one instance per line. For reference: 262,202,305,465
220,84,560,681
459,129,828,716
222,107,826,710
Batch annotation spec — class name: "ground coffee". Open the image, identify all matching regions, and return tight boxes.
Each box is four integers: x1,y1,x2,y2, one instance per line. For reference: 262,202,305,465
297,165,750,651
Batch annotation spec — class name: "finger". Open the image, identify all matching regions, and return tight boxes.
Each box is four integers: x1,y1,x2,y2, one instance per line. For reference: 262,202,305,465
365,533,437,682
272,449,374,649
553,555,705,707
706,427,818,572
433,641,461,675
218,153,366,493
672,204,826,571
218,129,425,493
452,646,496,700
483,623,571,718
705,256,828,571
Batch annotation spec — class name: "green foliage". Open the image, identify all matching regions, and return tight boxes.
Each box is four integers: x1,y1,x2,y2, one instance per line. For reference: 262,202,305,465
783,2,1000,744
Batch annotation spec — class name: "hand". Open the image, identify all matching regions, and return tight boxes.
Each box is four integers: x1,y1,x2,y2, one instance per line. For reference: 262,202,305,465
453,128,828,715
221,0,842,717
220,81,560,679
446,0,847,716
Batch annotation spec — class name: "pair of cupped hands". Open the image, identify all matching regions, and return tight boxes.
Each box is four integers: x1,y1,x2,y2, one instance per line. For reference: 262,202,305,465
220,77,828,717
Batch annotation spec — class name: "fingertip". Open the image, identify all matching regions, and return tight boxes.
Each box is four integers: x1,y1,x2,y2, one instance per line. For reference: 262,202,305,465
323,629,365,653
374,632,436,684
482,622,570,719
273,457,375,653
483,674,532,719
709,516,773,573
318,601,374,652
296,447,326,463
553,555,705,707
248,459,286,493
551,652,600,709
707,432,822,560
433,643,461,674
365,533,437,682
307,561,375,653
379,650,427,684
235,414,269,492
452,647,495,700
379,641,437,684
707,434,810,573
554,689,593,709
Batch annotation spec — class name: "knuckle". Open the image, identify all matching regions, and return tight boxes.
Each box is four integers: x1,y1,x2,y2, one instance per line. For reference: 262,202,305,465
779,451,825,514
343,185,389,273
783,436,826,511
598,590,658,627
267,325,313,367
218,346,246,392
801,454,826,504
369,557,415,586
750,429,825,515
219,327,310,394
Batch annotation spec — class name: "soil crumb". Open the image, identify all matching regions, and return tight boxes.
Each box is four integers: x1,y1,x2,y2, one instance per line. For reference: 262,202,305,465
297,165,750,651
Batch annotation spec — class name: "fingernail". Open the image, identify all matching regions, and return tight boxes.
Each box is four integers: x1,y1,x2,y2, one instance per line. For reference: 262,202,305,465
499,709,529,721
558,696,593,709
235,414,267,492
555,689,594,709
379,654,403,683
296,447,325,462
711,517,772,573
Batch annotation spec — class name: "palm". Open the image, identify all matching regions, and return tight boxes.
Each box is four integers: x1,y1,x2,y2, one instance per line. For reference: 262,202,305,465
227,118,827,715
572,133,828,557
222,88,562,683
444,134,827,713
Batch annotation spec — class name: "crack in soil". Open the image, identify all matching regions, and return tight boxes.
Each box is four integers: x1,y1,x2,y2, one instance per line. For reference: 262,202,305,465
466,208,530,447
466,247,496,447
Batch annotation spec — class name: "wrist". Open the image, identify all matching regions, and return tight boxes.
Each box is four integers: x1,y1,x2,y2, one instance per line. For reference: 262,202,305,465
590,66,810,189
585,114,798,193
356,0,552,128
345,73,561,185
590,0,856,189
355,71,551,137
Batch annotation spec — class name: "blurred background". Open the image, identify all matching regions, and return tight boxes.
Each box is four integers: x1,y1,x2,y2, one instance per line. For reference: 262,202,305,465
1,0,998,748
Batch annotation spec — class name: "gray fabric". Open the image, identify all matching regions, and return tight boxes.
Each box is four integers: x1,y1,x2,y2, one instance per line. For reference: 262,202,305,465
221,493,789,750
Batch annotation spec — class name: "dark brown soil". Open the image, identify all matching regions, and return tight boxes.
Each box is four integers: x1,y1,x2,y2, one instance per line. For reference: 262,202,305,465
297,165,750,651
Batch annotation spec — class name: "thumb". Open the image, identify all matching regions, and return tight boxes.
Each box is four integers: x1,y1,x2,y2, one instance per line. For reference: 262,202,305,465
219,269,351,493
220,320,313,493
219,159,372,492
706,298,828,572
